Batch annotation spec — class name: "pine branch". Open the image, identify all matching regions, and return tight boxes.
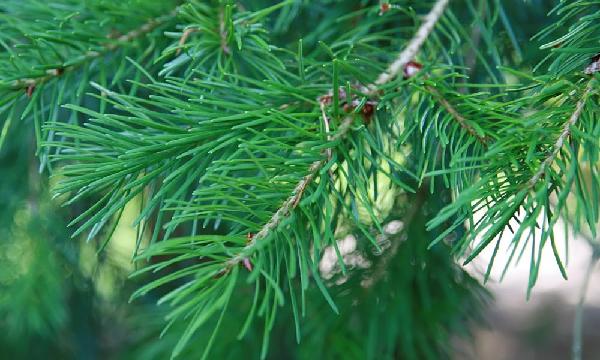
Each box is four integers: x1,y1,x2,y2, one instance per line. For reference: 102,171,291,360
427,77,598,279
225,116,354,268
11,1,600,358
9,9,178,90
373,0,489,147
369,0,449,91
428,85,489,145
226,0,450,270
527,80,594,188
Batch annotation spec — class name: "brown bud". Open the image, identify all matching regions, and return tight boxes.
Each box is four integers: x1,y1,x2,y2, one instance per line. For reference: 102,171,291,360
403,61,423,79
319,94,333,105
379,3,390,15
361,102,375,124
26,84,36,98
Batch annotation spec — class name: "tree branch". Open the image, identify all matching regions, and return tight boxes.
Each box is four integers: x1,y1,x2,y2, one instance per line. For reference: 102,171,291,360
10,9,178,90
369,0,486,146
528,81,594,188
428,86,489,145
368,0,449,92
225,116,354,268
226,0,449,269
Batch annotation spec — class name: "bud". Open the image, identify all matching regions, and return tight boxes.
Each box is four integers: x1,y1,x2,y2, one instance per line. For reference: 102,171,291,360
379,3,390,15
403,61,423,79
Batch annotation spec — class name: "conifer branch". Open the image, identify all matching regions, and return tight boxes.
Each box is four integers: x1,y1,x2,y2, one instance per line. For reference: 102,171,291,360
527,81,594,188
10,9,178,90
368,0,487,146
369,0,449,91
225,116,354,268
428,86,489,145
226,0,450,269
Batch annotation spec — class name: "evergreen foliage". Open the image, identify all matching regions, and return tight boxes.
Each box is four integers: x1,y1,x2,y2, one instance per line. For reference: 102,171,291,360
0,0,598,359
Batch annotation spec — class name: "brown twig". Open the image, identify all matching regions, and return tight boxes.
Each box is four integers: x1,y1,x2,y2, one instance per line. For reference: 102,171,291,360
428,85,489,145
401,62,488,146
527,81,594,188
10,10,178,90
369,0,484,146
176,27,200,55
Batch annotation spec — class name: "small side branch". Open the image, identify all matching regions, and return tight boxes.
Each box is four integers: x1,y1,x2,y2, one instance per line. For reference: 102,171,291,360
528,81,594,188
428,86,489,145
176,27,200,55
10,9,178,90
369,0,449,90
